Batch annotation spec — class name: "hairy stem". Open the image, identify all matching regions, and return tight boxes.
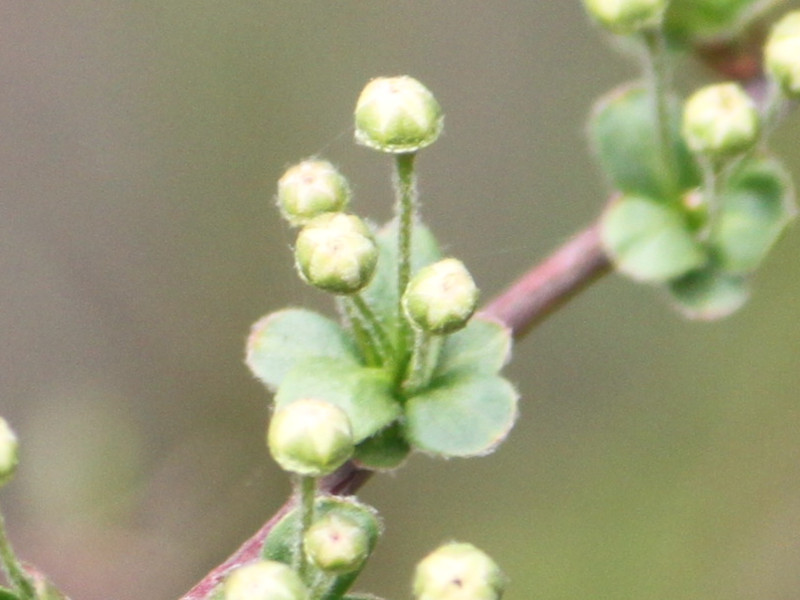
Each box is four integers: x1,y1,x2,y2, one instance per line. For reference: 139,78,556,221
394,152,417,357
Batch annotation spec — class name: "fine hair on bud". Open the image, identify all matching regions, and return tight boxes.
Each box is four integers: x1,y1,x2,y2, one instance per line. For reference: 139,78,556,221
277,159,351,227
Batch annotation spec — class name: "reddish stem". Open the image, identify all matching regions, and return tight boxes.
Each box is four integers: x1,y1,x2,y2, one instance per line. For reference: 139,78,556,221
179,219,610,599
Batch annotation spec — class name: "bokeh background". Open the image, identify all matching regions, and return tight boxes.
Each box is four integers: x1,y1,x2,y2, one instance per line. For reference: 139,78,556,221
3,2,800,599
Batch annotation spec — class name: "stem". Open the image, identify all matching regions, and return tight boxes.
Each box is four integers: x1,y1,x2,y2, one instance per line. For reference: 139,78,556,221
480,221,611,337
294,475,317,580
0,504,36,600
394,152,418,356
340,298,380,367
641,28,678,196
349,295,394,368
403,329,432,394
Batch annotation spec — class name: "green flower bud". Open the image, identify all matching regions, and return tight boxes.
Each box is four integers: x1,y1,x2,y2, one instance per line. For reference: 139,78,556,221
682,82,759,157
304,512,371,574
582,0,667,34
224,560,309,600
413,542,506,600
294,213,378,295
0,417,19,487
267,398,354,477
277,159,351,227
354,76,443,154
765,11,800,97
403,258,478,335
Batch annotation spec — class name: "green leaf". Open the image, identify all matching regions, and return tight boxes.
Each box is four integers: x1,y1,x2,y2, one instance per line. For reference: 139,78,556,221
712,157,796,274
667,265,750,320
665,0,779,42
275,358,401,443
405,374,518,458
0,588,19,600
262,496,381,599
602,194,707,282
589,84,698,200
353,421,411,471
435,315,512,378
360,221,442,345
246,308,361,391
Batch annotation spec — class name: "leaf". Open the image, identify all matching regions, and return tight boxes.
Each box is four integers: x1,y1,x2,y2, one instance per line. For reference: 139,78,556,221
602,194,707,282
246,308,361,391
589,83,698,200
712,157,796,274
0,588,19,600
353,421,411,471
665,0,776,42
262,496,381,599
275,358,401,443
667,265,750,320
360,221,442,345
405,374,518,458
435,315,512,378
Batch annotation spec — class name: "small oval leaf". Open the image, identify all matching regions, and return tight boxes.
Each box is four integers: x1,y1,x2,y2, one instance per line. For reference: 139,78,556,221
435,315,512,378
353,422,411,471
246,308,361,391
589,83,698,200
405,374,518,458
667,266,750,320
712,157,796,274
602,194,707,282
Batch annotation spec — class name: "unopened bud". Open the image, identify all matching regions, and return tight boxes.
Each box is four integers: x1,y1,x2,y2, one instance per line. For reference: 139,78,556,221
267,398,354,477
276,160,351,227
0,417,19,487
403,259,478,335
413,542,506,600
224,560,309,600
682,82,759,157
355,76,443,154
765,11,800,97
304,512,371,574
294,213,378,295
582,0,667,34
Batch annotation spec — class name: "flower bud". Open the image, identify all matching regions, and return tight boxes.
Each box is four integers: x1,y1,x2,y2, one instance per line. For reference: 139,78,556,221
304,512,371,574
403,259,478,335
0,417,19,487
224,560,309,600
267,398,354,477
413,542,506,600
765,11,800,97
277,160,351,227
682,82,759,157
294,213,378,295
354,76,443,154
582,0,667,34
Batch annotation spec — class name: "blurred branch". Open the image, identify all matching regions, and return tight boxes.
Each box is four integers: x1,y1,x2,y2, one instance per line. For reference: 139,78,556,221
179,219,611,600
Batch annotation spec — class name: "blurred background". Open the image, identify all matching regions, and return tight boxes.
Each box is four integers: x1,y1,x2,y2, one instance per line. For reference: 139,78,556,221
2,2,800,599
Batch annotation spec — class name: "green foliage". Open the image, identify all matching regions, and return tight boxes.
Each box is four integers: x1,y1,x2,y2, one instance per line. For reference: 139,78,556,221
589,84,698,201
